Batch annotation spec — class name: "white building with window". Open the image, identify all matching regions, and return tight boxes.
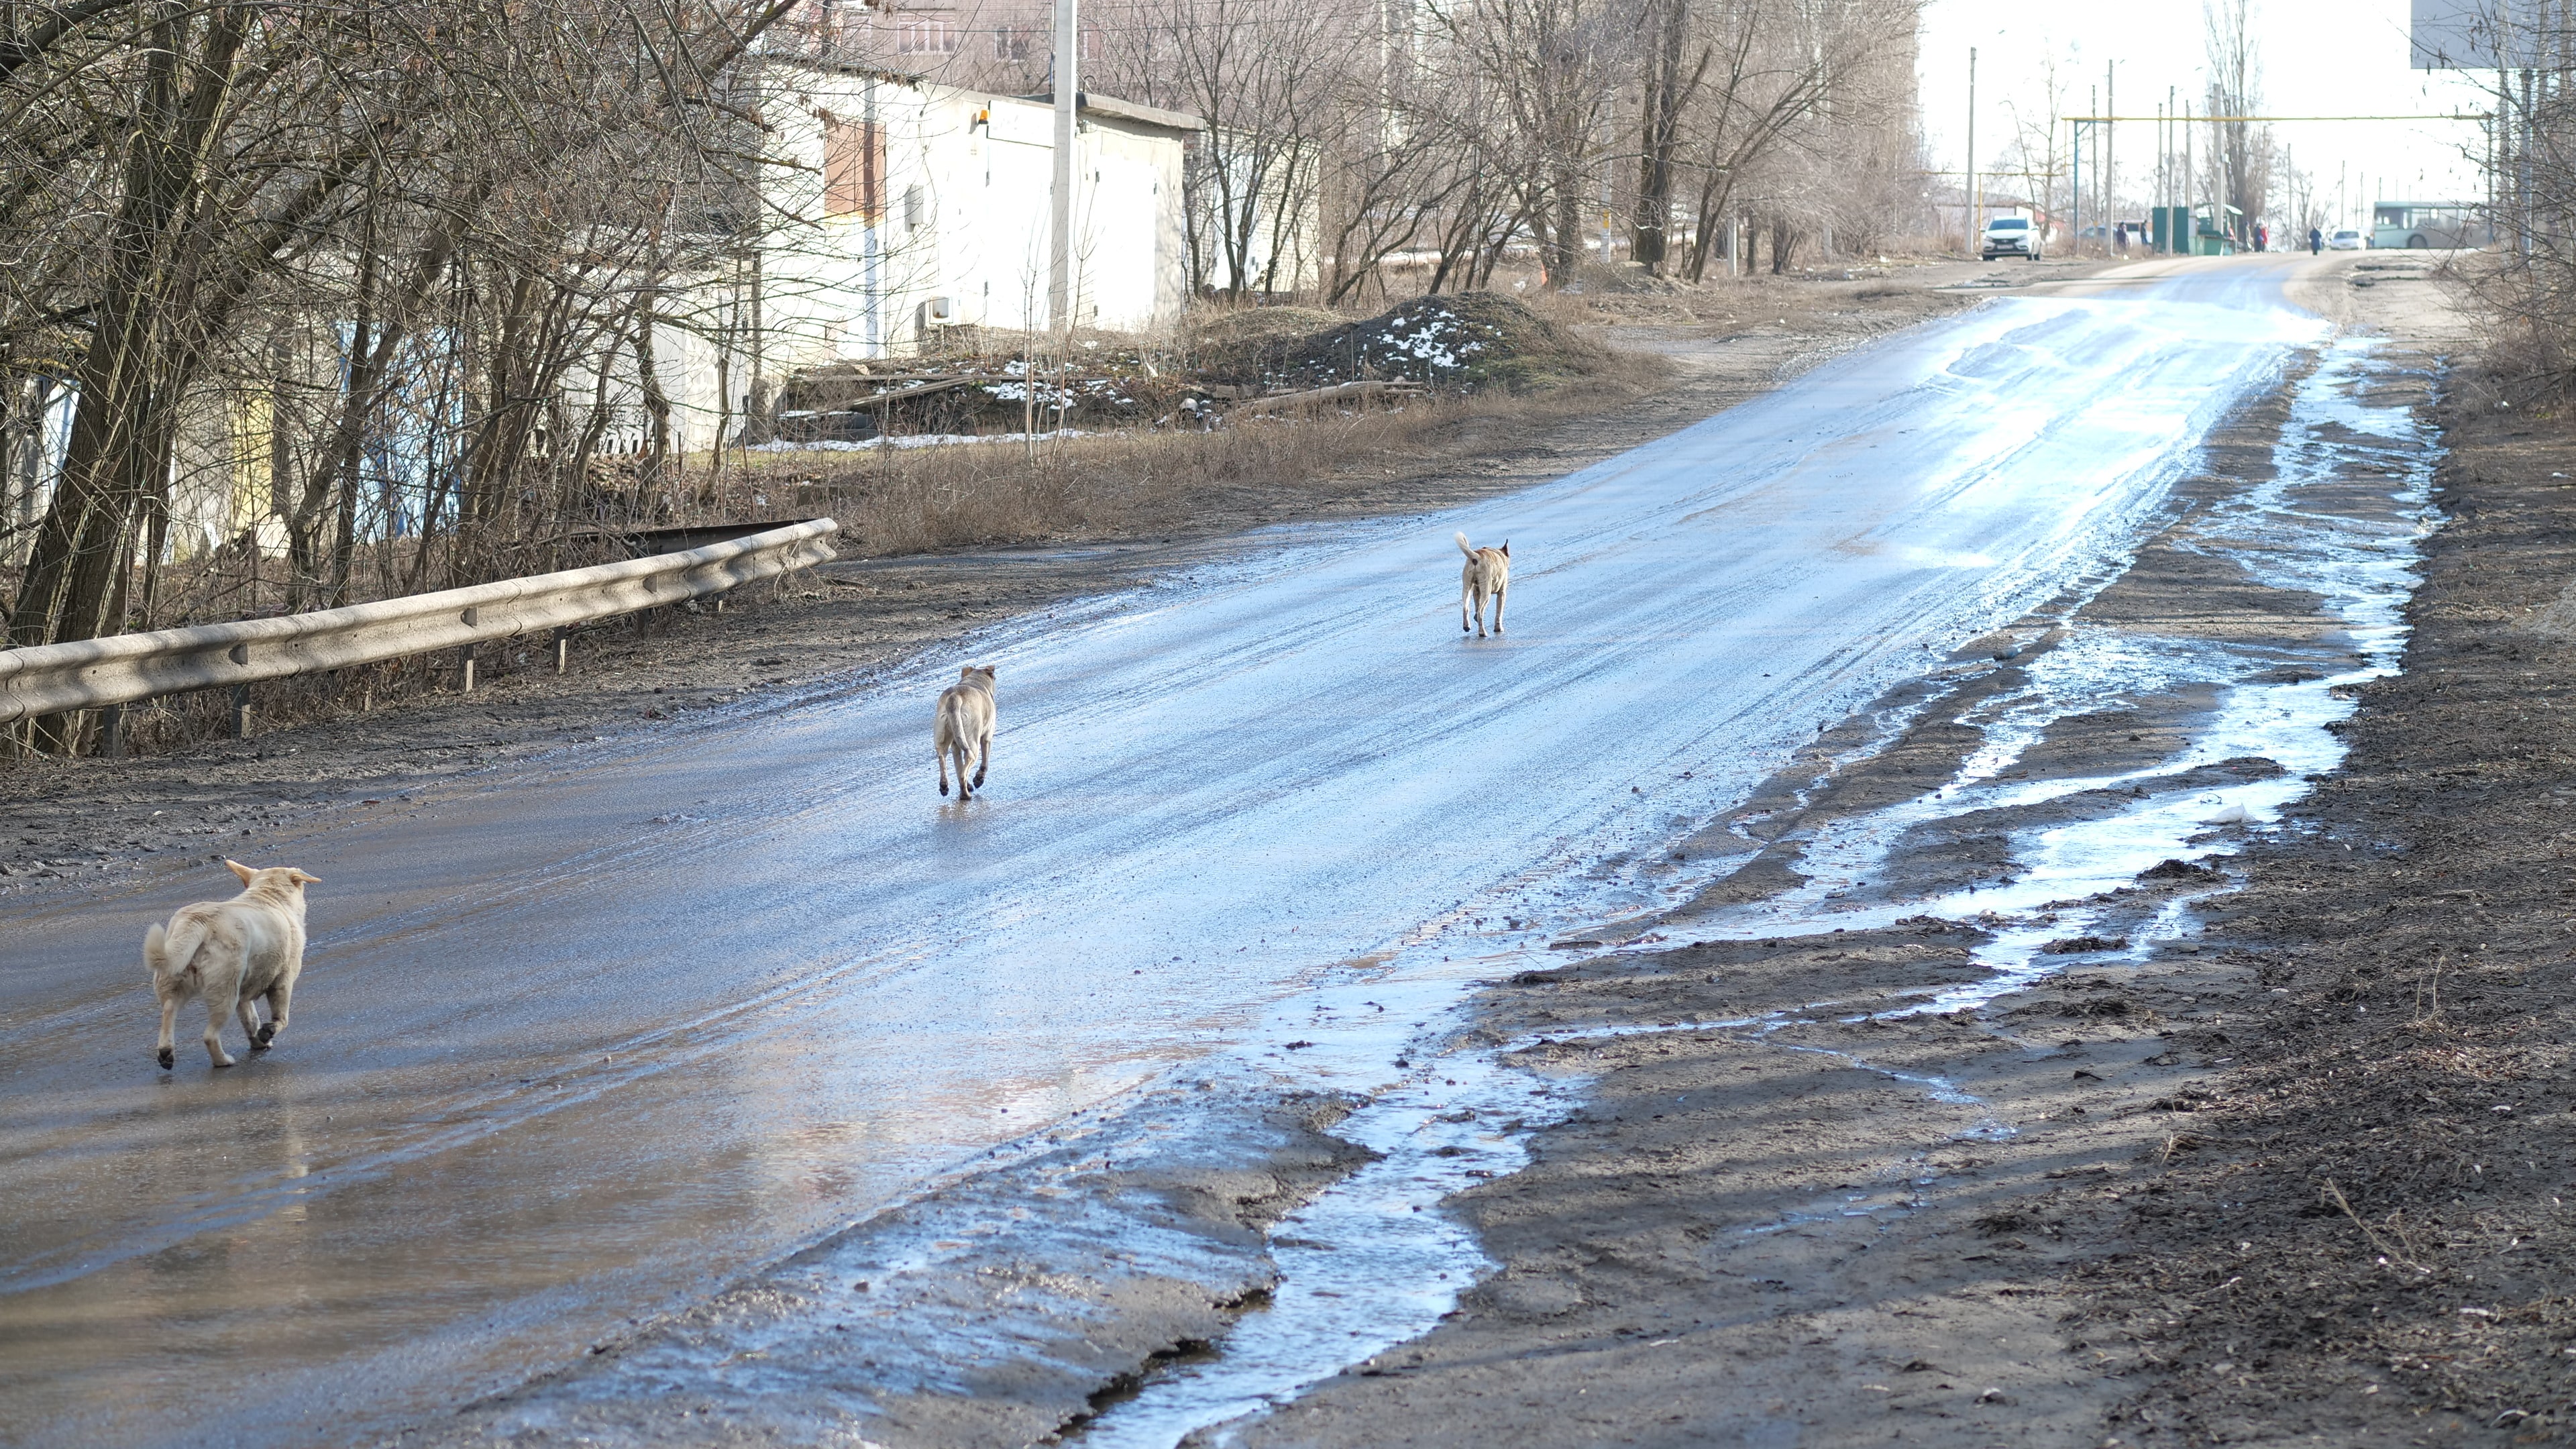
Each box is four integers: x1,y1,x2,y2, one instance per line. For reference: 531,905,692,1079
570,59,1199,458
753,60,1197,359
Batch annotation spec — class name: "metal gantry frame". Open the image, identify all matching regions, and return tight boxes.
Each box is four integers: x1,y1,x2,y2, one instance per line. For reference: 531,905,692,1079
2064,113,2492,255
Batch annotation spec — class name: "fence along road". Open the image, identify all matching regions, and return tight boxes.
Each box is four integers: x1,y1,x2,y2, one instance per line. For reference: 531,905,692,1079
0,517,839,731
0,259,2335,1447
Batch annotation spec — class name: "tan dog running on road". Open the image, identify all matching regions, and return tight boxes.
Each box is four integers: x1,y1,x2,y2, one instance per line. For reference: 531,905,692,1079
1456,531,1510,637
146,859,319,1070
934,664,998,798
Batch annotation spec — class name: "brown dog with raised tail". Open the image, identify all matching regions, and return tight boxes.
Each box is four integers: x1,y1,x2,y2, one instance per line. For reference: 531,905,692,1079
1456,531,1510,637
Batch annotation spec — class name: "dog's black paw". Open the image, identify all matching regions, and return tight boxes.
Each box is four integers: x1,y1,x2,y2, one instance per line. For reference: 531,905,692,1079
156,1047,174,1070
938,780,949,796
252,1029,274,1050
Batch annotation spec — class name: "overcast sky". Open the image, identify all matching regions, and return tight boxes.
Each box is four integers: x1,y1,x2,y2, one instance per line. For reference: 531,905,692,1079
1917,0,2493,227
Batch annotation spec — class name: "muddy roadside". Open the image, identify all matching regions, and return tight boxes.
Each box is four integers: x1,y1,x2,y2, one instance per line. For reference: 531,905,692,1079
2070,338,2576,1438
1207,258,2495,1447
0,257,2086,894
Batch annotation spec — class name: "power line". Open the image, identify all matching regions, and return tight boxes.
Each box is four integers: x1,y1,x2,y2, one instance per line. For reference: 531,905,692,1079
2069,113,2491,123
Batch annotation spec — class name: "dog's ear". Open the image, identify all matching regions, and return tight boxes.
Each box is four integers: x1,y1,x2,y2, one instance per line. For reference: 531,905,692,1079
982,664,998,678
959,665,975,680
287,869,321,885
1501,541,1510,556
224,859,256,884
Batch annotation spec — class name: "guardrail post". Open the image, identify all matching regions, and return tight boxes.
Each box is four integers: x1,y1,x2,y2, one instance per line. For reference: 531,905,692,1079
231,685,252,739
101,704,125,759
554,633,569,674
458,606,480,691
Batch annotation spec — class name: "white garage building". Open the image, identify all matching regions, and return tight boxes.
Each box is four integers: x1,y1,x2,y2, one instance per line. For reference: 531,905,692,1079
752,62,1198,363
598,60,1199,455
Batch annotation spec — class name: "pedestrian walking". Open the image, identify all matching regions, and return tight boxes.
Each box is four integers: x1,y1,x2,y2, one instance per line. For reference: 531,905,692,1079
2309,225,2323,255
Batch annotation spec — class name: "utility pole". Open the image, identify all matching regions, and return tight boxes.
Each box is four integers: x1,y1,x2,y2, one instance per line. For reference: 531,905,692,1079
2521,66,2535,253
1050,0,1079,331
2167,85,2177,229
2184,98,2194,250
2105,62,2115,240
864,76,881,354
1965,46,1976,254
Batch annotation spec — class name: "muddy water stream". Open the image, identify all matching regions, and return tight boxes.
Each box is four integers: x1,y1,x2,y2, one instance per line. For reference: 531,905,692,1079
1069,336,2437,1446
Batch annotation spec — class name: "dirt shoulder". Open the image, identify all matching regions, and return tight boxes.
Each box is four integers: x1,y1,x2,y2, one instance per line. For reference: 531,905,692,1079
1,257,2076,894
2068,349,2576,1440
1224,255,2497,1448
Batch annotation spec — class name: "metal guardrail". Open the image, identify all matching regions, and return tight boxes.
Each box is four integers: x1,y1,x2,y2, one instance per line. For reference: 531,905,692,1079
0,517,838,729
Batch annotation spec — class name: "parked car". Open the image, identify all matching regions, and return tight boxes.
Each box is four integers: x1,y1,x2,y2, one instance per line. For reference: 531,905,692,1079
1981,216,2041,261
2325,227,2365,251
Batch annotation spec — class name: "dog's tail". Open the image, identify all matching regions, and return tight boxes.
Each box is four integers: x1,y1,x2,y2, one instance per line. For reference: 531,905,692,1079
1455,530,1475,557
144,918,207,983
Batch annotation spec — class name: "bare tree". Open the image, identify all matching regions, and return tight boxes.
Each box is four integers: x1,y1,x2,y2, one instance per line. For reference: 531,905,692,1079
1994,43,2073,232
2204,0,2272,244
0,0,794,748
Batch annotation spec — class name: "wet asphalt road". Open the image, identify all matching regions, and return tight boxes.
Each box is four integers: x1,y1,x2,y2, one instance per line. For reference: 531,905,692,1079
0,258,2330,1447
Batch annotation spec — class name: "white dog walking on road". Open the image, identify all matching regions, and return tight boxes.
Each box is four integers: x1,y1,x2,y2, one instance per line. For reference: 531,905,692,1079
1456,531,1511,637
146,859,319,1070
934,664,998,799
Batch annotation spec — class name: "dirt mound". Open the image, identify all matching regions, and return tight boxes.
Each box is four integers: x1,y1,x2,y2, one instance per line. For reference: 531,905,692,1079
1257,292,1611,392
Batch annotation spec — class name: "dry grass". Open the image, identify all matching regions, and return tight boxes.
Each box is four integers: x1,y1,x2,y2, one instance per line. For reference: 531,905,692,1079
743,362,1661,557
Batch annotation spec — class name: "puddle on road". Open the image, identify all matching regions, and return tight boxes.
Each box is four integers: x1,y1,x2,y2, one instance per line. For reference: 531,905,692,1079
1070,335,2438,1446
1067,1051,1573,1449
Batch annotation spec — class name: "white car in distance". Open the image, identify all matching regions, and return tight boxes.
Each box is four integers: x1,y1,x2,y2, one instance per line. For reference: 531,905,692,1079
1981,216,2041,261
2326,228,2366,251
